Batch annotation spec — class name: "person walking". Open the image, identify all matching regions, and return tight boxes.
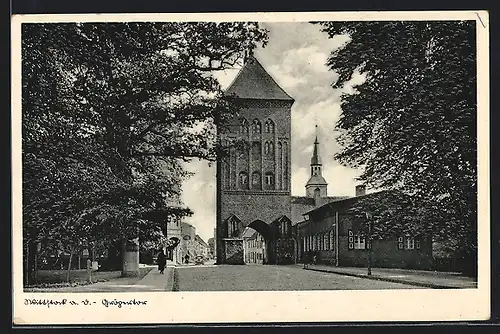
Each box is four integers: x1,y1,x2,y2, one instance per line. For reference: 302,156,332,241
157,249,167,274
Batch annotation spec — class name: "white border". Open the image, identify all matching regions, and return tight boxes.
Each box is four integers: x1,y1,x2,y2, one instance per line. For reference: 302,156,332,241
11,11,490,325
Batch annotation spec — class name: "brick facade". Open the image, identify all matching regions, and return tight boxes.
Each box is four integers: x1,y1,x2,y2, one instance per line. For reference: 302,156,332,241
216,57,295,264
298,194,434,270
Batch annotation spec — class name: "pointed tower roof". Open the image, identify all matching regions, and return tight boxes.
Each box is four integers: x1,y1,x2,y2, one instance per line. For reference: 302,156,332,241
307,125,327,187
311,125,321,165
224,56,294,101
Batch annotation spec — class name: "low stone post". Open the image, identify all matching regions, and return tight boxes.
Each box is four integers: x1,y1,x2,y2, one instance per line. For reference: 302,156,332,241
122,238,140,277
87,259,92,283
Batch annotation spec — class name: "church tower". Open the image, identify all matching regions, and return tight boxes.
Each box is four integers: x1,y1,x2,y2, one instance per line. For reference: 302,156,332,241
305,125,328,199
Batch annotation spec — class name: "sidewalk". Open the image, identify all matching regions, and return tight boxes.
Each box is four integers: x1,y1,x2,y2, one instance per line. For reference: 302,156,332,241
24,265,174,293
302,264,477,289
127,266,175,292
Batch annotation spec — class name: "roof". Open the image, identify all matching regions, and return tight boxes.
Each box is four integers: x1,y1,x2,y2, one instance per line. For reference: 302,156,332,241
291,195,350,225
195,235,209,247
306,175,328,186
303,190,390,216
324,196,351,202
271,215,292,225
291,196,316,206
224,56,294,101
311,135,321,165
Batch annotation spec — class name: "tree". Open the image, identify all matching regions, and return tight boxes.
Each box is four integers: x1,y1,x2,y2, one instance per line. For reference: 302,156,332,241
316,21,477,274
22,22,268,283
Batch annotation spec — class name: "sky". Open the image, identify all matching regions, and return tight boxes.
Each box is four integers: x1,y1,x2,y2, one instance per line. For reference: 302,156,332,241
181,22,367,242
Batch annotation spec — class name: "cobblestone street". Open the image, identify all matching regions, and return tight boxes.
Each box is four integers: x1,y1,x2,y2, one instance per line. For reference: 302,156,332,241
176,264,423,291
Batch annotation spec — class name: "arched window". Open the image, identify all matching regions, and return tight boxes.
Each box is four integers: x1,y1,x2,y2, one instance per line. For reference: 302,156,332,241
227,217,239,238
251,141,261,161
252,171,261,190
252,119,261,134
240,118,249,134
238,171,249,189
314,188,321,198
264,172,274,190
282,221,289,236
265,119,275,133
324,233,329,250
264,141,274,155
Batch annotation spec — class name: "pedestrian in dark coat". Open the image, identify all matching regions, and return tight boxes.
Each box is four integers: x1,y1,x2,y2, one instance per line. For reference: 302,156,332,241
157,249,167,274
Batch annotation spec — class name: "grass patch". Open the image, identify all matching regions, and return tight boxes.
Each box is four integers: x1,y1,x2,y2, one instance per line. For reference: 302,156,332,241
26,266,153,289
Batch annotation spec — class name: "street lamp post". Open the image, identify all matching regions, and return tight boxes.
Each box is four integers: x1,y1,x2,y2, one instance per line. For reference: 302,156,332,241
365,212,373,276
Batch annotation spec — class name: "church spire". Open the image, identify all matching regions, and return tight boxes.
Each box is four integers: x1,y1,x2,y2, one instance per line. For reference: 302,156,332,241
311,124,321,165
306,124,328,198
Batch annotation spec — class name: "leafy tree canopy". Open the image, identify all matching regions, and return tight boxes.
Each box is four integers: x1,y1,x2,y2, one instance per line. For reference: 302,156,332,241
22,22,268,254
316,21,477,261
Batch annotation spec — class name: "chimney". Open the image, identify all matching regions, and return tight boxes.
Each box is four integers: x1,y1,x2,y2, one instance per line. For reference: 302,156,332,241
355,185,366,197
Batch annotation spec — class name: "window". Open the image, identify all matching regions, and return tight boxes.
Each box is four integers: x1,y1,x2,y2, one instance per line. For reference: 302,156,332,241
264,141,274,155
252,119,261,134
240,118,249,134
265,119,275,133
238,172,248,189
252,141,261,160
228,218,239,238
405,237,415,250
281,220,289,236
330,230,334,250
398,236,404,250
399,236,419,250
324,233,329,250
348,229,366,250
354,235,366,249
252,171,261,190
264,172,274,190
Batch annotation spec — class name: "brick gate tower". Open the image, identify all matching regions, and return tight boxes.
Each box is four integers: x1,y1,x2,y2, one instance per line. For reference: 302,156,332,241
216,56,294,264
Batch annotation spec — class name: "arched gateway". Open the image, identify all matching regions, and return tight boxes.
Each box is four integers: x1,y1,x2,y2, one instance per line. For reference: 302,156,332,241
215,56,295,265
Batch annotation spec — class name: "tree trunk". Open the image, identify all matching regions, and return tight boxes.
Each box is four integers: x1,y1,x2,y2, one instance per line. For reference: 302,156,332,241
66,248,74,283
26,239,37,285
23,242,29,286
